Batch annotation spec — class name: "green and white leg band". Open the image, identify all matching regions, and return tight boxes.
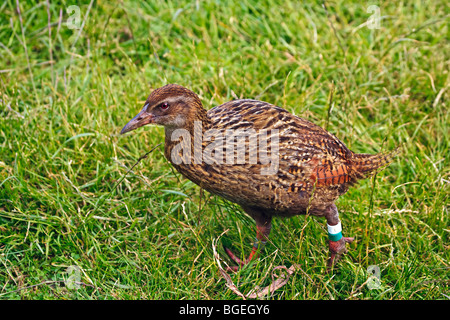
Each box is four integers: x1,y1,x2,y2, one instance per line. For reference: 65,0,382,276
327,222,343,242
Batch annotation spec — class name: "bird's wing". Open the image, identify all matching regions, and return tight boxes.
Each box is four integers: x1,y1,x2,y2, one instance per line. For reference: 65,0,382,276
207,100,355,189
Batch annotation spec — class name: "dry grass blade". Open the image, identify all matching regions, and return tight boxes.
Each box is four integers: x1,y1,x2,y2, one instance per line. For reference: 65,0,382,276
245,264,302,299
212,233,305,299
211,231,247,300
87,143,162,218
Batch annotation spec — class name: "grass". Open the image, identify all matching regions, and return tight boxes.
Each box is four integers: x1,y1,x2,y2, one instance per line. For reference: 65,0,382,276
0,0,448,300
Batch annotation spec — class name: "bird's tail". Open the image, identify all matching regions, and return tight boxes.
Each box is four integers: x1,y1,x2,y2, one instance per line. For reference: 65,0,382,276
352,147,400,178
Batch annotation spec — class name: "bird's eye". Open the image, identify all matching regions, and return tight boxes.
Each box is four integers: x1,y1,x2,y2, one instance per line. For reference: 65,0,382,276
159,102,169,110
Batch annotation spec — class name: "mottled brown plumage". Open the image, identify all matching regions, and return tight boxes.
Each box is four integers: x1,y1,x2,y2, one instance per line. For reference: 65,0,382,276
121,84,397,270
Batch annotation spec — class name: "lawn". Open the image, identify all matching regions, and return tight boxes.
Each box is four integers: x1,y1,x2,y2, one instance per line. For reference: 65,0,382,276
0,0,448,300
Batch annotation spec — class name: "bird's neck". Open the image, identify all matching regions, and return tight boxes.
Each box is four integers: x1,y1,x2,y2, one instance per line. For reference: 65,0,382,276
163,105,210,164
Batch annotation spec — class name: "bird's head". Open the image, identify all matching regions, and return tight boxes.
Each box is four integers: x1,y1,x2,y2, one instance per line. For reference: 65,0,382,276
120,84,203,134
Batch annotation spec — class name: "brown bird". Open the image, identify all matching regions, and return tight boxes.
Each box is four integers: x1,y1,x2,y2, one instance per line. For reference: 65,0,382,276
121,84,397,271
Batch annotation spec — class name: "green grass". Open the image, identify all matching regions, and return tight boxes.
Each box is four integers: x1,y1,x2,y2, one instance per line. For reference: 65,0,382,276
0,0,448,300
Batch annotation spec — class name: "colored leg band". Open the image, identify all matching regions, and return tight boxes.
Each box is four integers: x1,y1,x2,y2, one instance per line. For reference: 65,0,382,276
328,231,343,242
327,222,343,242
253,238,266,248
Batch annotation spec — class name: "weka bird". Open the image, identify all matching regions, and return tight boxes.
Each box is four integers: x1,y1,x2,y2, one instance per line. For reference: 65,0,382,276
121,84,396,271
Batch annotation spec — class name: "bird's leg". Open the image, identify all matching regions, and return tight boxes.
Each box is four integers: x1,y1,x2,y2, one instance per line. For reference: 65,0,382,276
224,212,272,272
325,203,354,270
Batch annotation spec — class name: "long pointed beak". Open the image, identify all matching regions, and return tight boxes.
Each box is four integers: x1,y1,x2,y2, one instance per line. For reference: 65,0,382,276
120,108,154,134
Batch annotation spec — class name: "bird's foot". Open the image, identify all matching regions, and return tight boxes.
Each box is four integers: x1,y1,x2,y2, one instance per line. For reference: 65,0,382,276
223,245,260,272
327,236,354,271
